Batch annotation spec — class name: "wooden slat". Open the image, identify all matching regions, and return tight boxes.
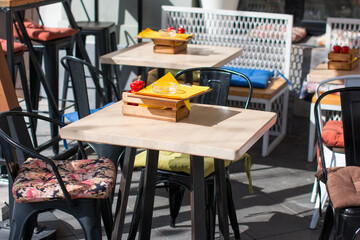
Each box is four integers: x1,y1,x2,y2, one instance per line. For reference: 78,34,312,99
0,0,44,7
0,47,20,112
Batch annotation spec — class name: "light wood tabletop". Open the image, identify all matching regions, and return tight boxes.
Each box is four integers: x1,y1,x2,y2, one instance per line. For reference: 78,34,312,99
61,101,276,240
60,101,276,161
307,62,360,83
100,42,242,70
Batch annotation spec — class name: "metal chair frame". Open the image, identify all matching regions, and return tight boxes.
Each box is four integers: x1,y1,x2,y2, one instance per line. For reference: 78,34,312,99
314,87,360,239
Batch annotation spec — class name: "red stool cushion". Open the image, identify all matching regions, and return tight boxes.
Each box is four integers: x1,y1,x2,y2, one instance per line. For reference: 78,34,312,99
14,18,78,42
321,120,344,148
0,38,27,55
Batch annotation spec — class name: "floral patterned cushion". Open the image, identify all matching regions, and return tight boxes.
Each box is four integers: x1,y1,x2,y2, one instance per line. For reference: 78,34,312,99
13,157,116,203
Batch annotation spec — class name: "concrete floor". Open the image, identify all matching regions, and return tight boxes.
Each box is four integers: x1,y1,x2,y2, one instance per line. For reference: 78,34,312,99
0,95,326,239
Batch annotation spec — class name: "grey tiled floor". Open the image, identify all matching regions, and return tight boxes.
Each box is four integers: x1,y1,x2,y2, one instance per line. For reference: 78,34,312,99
0,99,324,239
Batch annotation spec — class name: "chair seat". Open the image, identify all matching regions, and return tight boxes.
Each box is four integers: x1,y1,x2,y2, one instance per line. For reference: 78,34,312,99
12,157,116,203
316,166,360,209
321,120,344,149
14,18,77,42
0,39,26,54
77,21,116,31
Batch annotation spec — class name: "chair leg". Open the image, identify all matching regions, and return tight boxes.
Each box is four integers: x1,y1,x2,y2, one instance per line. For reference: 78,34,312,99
319,205,334,240
9,202,38,240
226,178,241,240
100,198,113,240
60,46,74,113
23,214,38,240
110,31,122,97
168,183,185,228
17,56,37,146
73,200,102,240
338,208,360,240
128,169,145,240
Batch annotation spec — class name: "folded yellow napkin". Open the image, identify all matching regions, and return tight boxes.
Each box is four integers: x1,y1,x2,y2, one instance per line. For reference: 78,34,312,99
138,28,193,41
135,73,209,111
136,73,209,100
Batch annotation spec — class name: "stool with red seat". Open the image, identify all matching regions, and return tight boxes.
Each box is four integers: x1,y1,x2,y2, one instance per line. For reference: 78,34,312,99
14,18,78,115
0,39,39,146
14,18,78,153
0,39,29,109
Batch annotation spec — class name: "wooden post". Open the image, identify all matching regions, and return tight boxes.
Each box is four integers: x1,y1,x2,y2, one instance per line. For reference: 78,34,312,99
0,46,19,112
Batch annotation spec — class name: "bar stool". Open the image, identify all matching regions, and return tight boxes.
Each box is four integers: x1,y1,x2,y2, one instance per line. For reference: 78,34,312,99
0,39,38,145
62,0,121,107
14,18,77,115
14,18,78,153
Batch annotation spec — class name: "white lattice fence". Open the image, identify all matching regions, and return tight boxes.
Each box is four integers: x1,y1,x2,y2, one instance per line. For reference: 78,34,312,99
162,6,293,78
162,6,292,156
326,17,360,52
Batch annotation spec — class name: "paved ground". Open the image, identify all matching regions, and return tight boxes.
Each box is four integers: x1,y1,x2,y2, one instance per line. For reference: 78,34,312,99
0,95,326,239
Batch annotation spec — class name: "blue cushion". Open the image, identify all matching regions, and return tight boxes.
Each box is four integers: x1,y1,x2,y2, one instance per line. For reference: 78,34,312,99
222,67,274,89
62,102,115,149
62,102,115,123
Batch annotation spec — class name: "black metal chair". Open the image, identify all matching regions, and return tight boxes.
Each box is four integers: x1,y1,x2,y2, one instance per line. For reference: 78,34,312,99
0,110,115,240
60,55,125,177
314,86,360,239
129,67,253,240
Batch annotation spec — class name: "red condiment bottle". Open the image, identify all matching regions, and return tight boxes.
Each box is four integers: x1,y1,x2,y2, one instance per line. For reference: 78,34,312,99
341,46,350,54
333,45,341,53
130,80,145,93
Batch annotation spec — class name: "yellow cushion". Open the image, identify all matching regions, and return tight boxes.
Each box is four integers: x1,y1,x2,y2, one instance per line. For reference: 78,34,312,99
134,151,228,177
134,151,253,193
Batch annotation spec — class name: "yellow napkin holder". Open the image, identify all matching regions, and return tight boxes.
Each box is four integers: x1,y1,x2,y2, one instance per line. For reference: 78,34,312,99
137,28,194,54
122,73,210,122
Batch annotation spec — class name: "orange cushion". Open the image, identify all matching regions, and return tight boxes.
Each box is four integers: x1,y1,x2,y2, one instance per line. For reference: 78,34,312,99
0,38,26,55
14,18,77,41
321,120,344,148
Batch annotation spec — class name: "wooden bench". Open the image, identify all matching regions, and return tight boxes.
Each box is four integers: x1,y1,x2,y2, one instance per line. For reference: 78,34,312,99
161,6,293,156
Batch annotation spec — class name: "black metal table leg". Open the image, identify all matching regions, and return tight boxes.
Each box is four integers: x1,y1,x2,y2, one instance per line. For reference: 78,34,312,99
112,147,136,240
138,149,159,239
214,158,230,240
190,155,206,239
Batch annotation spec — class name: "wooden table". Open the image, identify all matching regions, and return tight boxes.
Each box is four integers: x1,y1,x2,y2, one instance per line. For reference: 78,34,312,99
306,62,360,162
60,101,276,239
307,62,360,83
100,42,242,89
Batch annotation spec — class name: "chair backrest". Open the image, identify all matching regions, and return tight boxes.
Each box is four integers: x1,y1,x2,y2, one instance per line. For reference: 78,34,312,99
174,67,252,107
325,17,360,53
161,6,293,79
0,111,86,181
314,75,360,132
60,56,120,119
315,87,360,178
